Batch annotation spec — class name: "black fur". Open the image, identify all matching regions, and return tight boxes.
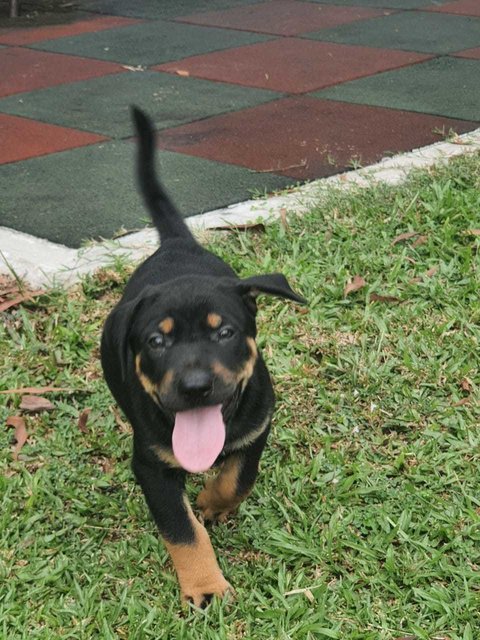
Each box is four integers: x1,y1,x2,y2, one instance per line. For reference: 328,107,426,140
101,106,306,605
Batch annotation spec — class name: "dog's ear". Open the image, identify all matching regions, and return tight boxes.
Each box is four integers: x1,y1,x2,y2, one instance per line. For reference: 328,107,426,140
236,273,307,309
104,290,151,381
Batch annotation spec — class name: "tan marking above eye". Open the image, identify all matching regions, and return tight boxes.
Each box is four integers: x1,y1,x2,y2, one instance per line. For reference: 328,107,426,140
207,313,222,329
159,317,174,334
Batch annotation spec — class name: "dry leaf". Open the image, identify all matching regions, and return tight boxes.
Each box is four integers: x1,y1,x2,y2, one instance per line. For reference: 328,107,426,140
20,395,54,413
392,231,418,245
279,207,289,230
425,266,438,278
344,275,366,297
0,290,43,313
412,235,427,248
465,229,480,236
111,406,130,434
211,221,266,232
77,408,91,434
0,386,70,395
460,378,472,393
370,293,401,304
6,415,28,459
453,397,470,407
409,265,438,284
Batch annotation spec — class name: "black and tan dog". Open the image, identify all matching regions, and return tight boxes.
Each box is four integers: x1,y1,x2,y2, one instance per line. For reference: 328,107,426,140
101,107,305,607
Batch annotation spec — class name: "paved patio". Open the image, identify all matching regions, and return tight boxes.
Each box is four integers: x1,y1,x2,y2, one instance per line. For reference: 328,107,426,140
0,0,479,247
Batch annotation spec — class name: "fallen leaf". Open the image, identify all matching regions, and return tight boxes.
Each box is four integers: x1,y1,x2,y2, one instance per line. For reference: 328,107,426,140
409,265,438,284
111,406,130,434
344,275,366,297
0,386,70,395
279,207,289,230
460,378,472,393
20,395,54,413
211,221,266,232
465,229,480,236
0,290,43,313
6,415,28,459
453,397,470,407
370,293,401,304
412,235,427,248
77,408,91,434
392,231,418,245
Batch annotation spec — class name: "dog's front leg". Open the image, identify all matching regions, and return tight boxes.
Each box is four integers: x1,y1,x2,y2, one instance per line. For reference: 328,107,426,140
197,425,270,522
133,454,231,607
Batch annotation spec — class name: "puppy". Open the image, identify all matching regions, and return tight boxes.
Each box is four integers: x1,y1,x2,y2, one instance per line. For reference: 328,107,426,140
101,107,305,607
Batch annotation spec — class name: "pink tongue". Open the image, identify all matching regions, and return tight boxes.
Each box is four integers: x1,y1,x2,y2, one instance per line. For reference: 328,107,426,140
172,404,226,473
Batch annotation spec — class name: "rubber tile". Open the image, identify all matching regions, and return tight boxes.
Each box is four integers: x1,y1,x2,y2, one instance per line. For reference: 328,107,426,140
0,71,278,138
156,39,431,94
454,47,480,59
305,11,480,54
176,1,390,36
154,96,477,181
0,143,290,247
0,15,142,45
315,57,480,123
75,0,262,20
425,0,480,16
0,113,106,165
0,47,125,98
303,0,449,7
31,20,271,66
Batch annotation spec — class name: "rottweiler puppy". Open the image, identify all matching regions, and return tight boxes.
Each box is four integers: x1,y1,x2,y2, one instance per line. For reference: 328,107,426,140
101,107,305,607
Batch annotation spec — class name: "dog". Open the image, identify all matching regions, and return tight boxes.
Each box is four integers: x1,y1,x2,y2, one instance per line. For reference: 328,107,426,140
101,107,306,607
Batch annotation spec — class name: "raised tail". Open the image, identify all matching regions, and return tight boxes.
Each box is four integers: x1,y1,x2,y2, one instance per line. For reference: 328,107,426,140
131,106,195,242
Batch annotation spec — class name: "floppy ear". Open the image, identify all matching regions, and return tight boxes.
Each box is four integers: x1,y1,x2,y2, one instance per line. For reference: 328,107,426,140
237,273,307,305
104,291,150,382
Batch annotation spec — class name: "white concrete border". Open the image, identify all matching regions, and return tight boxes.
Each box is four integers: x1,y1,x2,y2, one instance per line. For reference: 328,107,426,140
1,127,479,289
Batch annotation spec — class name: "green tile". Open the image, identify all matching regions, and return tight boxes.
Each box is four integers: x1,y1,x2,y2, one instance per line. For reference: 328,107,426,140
314,57,480,122
76,0,261,19
30,20,271,66
0,143,291,248
304,0,448,7
0,71,279,138
305,11,480,54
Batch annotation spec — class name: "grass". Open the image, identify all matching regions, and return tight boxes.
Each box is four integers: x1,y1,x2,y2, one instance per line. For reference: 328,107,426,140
1,152,479,640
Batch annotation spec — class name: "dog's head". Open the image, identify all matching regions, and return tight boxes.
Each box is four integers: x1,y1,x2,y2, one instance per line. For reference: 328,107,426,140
111,273,305,471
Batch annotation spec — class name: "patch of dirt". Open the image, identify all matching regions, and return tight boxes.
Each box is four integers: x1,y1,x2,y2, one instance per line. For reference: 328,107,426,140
0,0,82,29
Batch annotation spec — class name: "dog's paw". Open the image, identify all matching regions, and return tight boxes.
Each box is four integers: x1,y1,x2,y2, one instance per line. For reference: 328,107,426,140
182,575,234,608
197,487,238,523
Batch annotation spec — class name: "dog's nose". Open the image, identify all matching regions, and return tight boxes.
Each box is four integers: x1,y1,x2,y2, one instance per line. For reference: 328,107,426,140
179,370,213,396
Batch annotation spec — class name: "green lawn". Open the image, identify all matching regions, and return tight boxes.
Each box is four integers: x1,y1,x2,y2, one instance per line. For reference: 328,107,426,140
1,153,479,639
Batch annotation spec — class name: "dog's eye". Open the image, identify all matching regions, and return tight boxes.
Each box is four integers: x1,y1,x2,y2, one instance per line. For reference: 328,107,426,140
217,326,235,341
148,333,165,349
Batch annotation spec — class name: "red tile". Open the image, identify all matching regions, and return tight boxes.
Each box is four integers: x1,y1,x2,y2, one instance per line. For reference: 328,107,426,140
454,46,480,59
154,97,477,180
424,0,480,16
0,16,143,46
0,47,125,98
176,1,391,36
0,113,107,164
155,39,431,94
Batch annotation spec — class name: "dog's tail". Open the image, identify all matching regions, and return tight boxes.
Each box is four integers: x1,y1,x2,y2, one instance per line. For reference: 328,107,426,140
131,106,195,242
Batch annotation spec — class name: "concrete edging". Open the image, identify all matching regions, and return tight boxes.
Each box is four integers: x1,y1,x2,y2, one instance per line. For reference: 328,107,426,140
1,126,479,289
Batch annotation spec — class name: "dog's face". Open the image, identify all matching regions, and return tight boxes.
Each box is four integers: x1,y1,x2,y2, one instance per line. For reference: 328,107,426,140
112,272,304,472
130,279,257,414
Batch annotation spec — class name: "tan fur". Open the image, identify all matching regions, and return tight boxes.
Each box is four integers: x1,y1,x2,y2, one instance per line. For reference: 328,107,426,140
164,499,231,606
206,313,222,329
197,454,247,522
159,317,174,334
135,354,157,399
151,444,181,469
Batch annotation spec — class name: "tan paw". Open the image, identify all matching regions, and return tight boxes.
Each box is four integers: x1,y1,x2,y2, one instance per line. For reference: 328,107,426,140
181,574,234,608
197,487,238,523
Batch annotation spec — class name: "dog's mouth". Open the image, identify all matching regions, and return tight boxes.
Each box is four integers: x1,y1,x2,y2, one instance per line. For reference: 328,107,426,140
172,404,226,473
